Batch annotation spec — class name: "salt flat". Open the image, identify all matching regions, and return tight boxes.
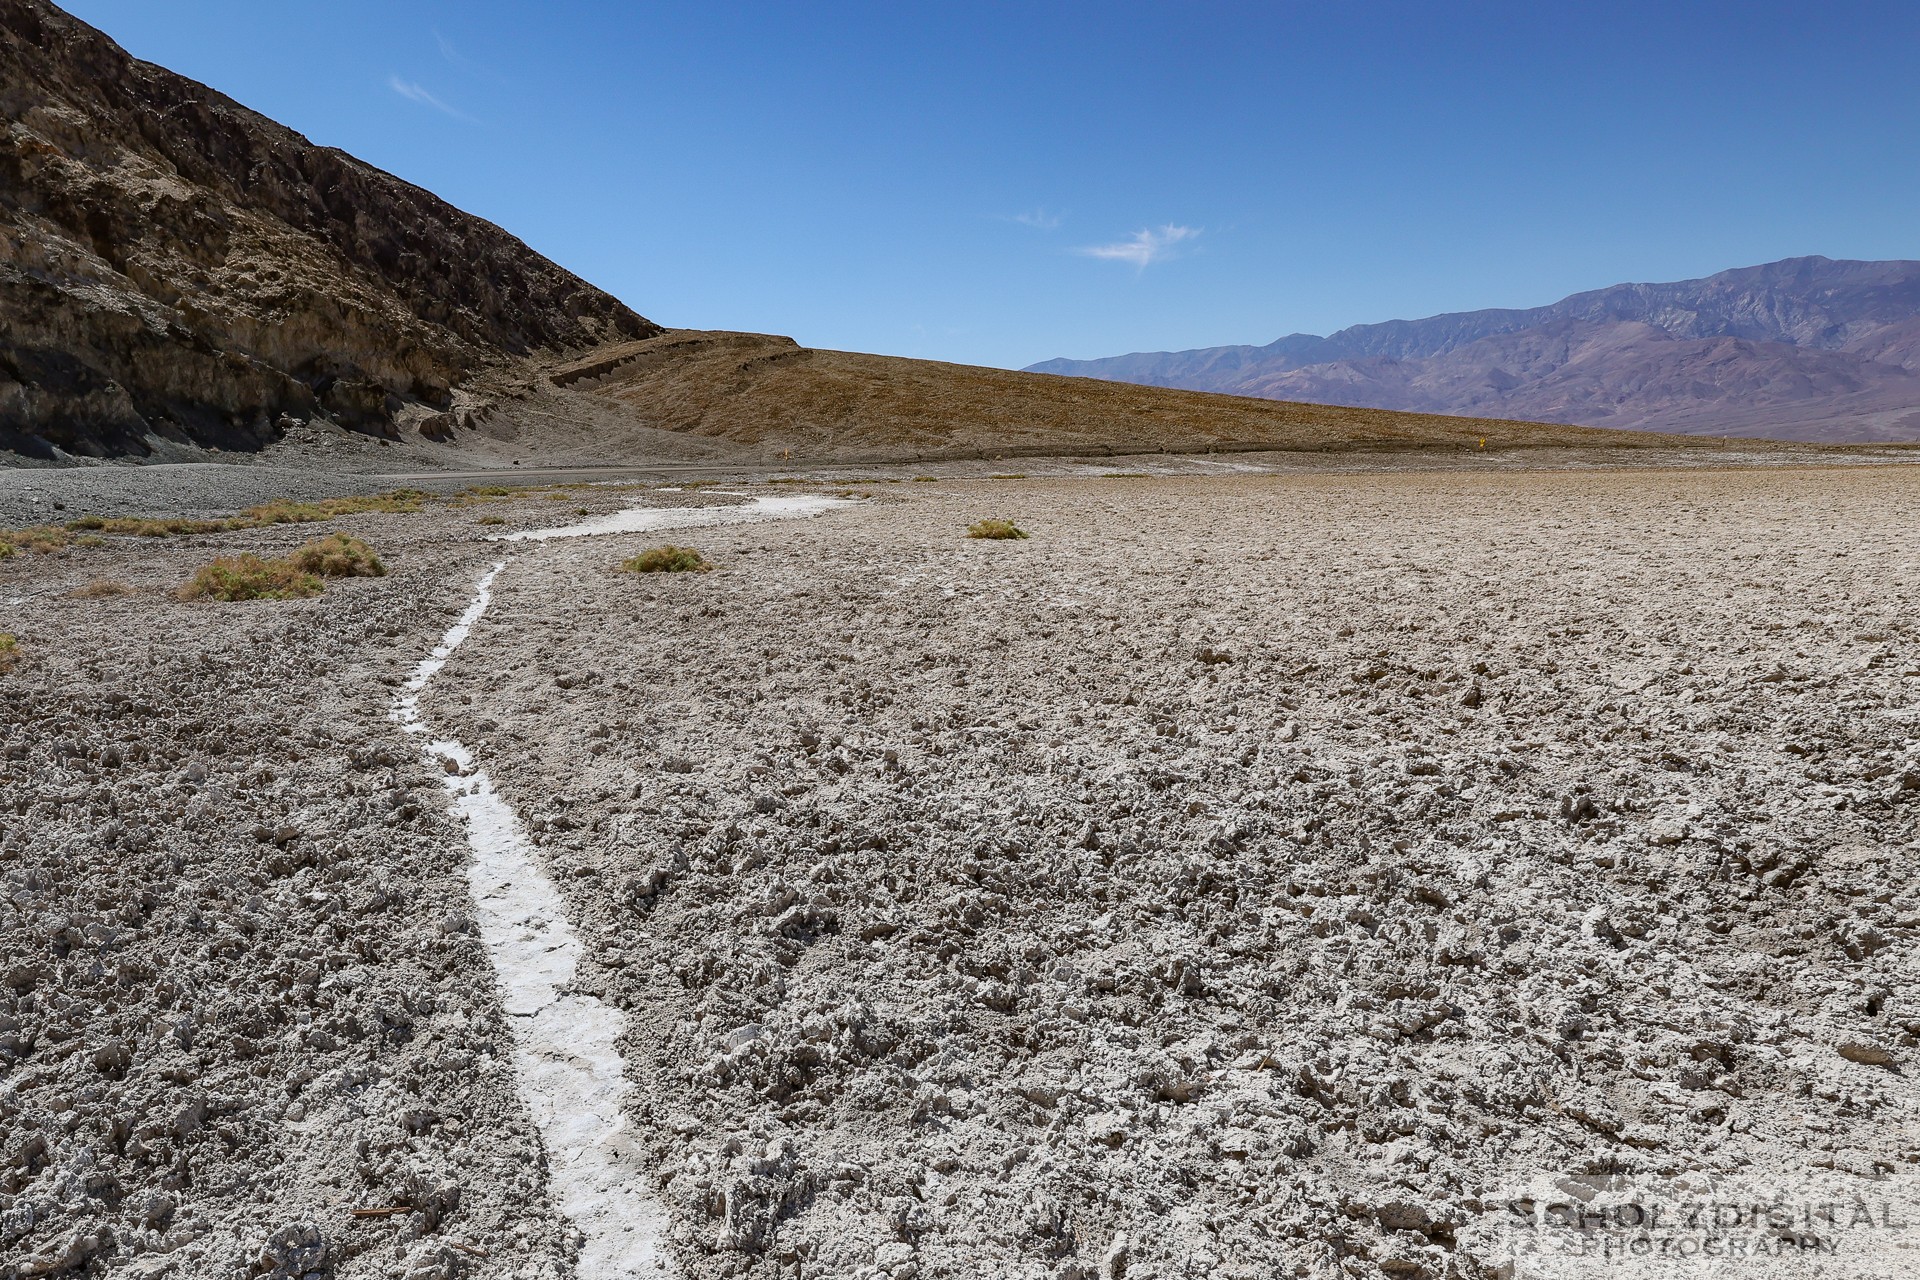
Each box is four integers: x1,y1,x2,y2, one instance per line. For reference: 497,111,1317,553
3,463,1917,1279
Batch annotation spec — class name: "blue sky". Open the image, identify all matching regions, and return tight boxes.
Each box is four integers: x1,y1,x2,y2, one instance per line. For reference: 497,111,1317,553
62,1,1920,369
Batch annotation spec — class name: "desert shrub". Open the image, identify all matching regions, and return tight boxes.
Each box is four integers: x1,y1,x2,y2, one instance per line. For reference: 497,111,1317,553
69,579,133,598
0,541,14,560
177,555,322,602
967,519,1028,540
288,533,386,578
622,545,711,573
477,515,508,526
43,490,432,553
70,516,235,536
6,525,71,553
0,634,16,672
466,485,511,497
988,473,1028,480
911,476,938,482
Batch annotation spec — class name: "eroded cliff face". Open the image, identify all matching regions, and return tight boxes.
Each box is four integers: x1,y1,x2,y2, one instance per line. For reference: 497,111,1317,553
0,0,659,458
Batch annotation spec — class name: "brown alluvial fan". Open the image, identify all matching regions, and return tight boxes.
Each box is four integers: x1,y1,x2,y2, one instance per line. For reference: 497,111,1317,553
521,329,1729,464
0,0,657,458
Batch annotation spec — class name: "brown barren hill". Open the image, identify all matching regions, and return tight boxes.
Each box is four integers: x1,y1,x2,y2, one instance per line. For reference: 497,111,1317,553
0,0,656,458
534,329,1744,463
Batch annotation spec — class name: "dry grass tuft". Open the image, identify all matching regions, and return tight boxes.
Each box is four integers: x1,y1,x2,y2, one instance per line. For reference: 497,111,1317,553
0,634,16,672
177,555,322,602
69,579,135,599
477,515,508,526
967,519,1029,540
622,545,712,574
287,533,386,579
4,525,74,553
49,489,430,552
66,515,230,537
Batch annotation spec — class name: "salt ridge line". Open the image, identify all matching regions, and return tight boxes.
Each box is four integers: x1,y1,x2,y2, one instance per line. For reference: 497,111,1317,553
390,493,860,1278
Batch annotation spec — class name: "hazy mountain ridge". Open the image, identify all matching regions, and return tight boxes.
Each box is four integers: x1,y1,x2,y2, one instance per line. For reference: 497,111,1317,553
0,0,657,458
1028,257,1920,440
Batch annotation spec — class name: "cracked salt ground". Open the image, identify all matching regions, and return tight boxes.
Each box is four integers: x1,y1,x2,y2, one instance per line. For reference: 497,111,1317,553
424,470,1920,1280
392,495,859,1278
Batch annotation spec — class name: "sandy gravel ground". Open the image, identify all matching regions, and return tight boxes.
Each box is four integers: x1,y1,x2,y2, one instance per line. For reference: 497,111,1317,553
4,441,1913,527
4,465,1919,1279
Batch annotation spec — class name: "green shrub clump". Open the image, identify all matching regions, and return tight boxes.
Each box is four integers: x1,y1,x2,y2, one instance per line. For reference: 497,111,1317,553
3,524,73,553
288,533,386,578
622,545,711,573
967,519,1028,540
0,634,17,672
177,555,322,602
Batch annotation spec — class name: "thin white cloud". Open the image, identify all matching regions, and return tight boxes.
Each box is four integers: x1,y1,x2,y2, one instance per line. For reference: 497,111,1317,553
1077,223,1200,268
433,29,503,81
1010,207,1065,231
387,74,474,121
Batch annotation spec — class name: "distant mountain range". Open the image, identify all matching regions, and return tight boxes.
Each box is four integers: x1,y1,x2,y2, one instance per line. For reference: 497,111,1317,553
1027,257,1920,441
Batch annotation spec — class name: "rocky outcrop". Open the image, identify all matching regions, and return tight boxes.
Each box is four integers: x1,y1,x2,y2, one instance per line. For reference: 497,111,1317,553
1029,257,1920,441
0,0,659,458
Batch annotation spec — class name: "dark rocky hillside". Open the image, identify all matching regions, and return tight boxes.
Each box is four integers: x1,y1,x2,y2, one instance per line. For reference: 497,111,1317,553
0,0,657,458
1030,257,1920,441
